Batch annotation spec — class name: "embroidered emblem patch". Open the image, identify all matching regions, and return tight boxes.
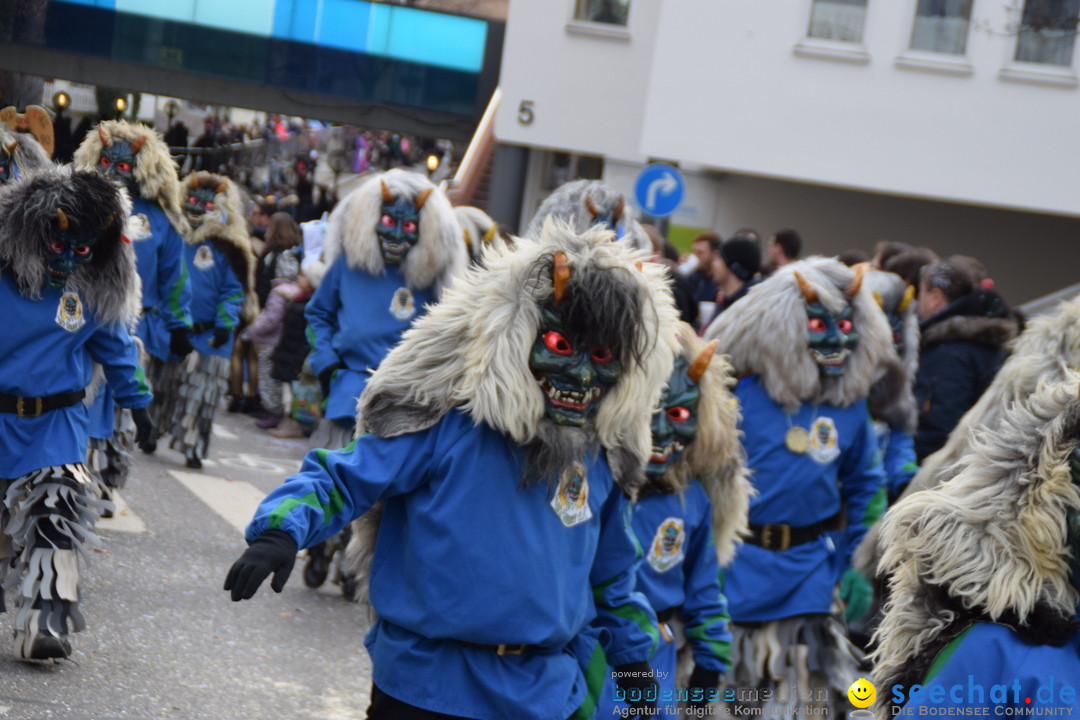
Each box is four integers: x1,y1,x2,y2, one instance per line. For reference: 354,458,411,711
389,287,416,321
647,517,686,573
193,244,215,270
126,213,152,242
550,462,592,527
55,290,86,332
808,416,841,465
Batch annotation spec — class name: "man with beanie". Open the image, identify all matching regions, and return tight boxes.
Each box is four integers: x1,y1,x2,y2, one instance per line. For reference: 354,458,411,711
710,232,761,318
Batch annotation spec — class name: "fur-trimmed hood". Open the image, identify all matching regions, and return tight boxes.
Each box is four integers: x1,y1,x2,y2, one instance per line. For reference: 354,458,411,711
73,120,189,237
322,168,465,294
180,171,258,323
0,165,139,328
872,374,1080,713
920,289,1020,352
357,219,680,496
649,323,752,566
703,257,897,412
0,125,51,178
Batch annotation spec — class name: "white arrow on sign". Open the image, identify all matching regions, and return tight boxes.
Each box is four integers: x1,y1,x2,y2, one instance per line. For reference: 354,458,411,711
646,172,678,212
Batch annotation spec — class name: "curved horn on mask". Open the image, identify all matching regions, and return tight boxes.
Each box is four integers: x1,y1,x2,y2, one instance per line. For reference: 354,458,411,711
687,340,720,384
872,291,883,308
414,187,433,211
215,181,228,195
56,208,69,231
129,135,146,154
102,213,115,230
846,264,865,299
897,284,916,313
585,195,599,219
98,124,112,148
189,174,200,189
793,271,818,303
4,139,16,156
612,197,625,222
482,223,498,243
552,251,570,306
380,179,394,204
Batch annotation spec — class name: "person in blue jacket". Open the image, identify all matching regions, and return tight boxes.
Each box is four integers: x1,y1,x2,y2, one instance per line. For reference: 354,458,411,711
301,168,465,595
74,121,193,497
873,376,1080,717
595,323,752,718
226,222,680,720
702,258,895,715
0,166,152,661
149,171,255,469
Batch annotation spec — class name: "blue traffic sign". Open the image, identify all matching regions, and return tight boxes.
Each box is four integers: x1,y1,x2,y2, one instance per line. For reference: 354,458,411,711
634,163,685,217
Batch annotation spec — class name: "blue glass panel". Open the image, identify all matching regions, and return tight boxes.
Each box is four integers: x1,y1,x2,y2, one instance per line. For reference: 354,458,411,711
317,0,371,52
368,4,486,72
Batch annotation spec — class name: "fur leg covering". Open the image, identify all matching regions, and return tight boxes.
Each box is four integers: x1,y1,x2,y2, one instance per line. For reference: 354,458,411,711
726,615,862,717
87,408,135,496
166,352,229,461
1,464,104,659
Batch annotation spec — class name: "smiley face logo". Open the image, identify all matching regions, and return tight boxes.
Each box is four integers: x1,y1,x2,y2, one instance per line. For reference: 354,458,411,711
847,678,876,708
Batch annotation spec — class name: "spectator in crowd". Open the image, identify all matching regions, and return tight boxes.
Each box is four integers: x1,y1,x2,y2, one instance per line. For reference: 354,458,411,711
913,257,1021,461
761,228,802,275
707,234,762,319
871,240,914,270
884,247,939,291
839,249,870,266
643,223,698,326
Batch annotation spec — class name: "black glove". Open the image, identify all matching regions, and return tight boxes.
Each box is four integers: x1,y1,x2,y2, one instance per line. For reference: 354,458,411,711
131,406,155,449
224,529,298,601
614,661,657,714
169,328,194,358
209,326,232,348
687,665,721,709
318,362,344,397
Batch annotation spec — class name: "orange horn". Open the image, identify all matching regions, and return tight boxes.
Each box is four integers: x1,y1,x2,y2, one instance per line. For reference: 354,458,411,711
380,179,394,204
215,181,228,195
4,140,16,156
414,187,434,211
872,291,883,308
103,213,115,229
687,340,720,384
98,124,112,148
585,195,599,218
189,174,200,189
552,251,570,305
130,135,146,153
482,223,498,243
793,272,818,303
612,197,625,222
56,208,69,231
897,284,916,313
846,265,865,299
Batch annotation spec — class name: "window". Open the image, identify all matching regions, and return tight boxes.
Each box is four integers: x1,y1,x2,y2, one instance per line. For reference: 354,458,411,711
1015,0,1080,66
807,0,868,43
573,0,630,26
910,0,973,54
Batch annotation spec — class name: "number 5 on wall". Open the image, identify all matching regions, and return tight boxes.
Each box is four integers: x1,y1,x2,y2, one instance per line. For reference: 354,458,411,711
517,100,535,125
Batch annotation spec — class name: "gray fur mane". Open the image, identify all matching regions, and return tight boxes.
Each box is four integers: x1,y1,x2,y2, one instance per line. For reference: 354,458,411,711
0,125,51,175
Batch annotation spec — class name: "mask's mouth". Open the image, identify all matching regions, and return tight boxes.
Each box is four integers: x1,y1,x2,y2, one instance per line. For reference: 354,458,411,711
649,439,685,465
810,347,851,368
382,241,411,261
536,376,602,412
46,265,70,284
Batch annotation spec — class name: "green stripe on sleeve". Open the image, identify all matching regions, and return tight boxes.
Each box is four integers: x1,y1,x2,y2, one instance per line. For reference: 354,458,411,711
134,364,150,395
862,486,887,527
925,624,975,683
686,614,733,666
570,642,608,720
218,292,244,329
267,488,346,530
169,257,190,325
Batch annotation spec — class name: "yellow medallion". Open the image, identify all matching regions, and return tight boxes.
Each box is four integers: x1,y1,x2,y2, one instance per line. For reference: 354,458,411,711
785,425,810,455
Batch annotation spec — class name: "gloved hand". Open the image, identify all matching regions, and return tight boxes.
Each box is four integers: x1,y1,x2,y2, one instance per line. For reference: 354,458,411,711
224,529,298,601
169,328,194,358
318,363,344,397
131,406,155,449
840,567,874,623
687,665,721,708
209,326,232,348
614,661,657,714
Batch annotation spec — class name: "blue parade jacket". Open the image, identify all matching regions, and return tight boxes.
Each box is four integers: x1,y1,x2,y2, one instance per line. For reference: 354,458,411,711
0,274,150,478
246,409,658,720
873,422,918,501
129,197,191,360
184,240,243,358
896,619,1080,715
304,257,436,424
723,375,886,622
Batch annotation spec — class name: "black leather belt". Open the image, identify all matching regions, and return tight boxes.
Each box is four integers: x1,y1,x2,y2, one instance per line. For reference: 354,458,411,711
0,389,86,418
656,607,680,623
745,511,844,552
191,321,216,334
457,640,535,656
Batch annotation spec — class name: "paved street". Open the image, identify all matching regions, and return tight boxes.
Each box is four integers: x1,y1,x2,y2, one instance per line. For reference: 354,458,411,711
0,409,373,720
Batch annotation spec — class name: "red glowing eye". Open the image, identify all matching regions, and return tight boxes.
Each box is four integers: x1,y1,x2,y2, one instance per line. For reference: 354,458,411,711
48,239,64,253
590,347,613,364
99,156,111,167
402,221,417,233
74,245,91,256
188,196,198,205
380,215,395,227
117,162,132,172
543,330,573,355
204,201,214,210
808,318,826,333
837,319,854,333
666,406,691,422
